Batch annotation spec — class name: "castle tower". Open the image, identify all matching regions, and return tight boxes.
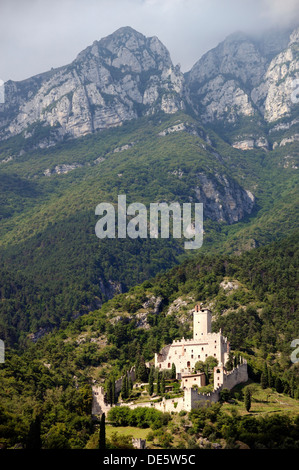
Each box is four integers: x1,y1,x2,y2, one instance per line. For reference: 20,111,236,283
214,364,225,389
193,304,212,339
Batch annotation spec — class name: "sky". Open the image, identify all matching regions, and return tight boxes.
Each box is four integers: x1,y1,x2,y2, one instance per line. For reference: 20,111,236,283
0,0,299,82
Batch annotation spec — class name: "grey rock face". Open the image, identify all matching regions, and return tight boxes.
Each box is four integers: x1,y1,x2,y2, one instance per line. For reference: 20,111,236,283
0,27,184,144
0,25,298,149
194,173,255,224
186,27,299,125
251,27,299,122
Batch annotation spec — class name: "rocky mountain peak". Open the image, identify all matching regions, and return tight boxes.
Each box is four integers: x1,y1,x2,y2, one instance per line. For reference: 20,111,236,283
0,27,183,146
185,25,299,126
0,25,298,149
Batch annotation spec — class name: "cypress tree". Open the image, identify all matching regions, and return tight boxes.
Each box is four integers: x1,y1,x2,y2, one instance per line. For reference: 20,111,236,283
275,377,283,393
148,367,154,396
26,415,42,449
128,376,133,393
121,373,129,400
161,373,165,395
99,413,106,450
171,363,176,380
137,356,148,383
106,379,111,406
112,378,116,405
261,363,268,389
244,388,252,412
268,367,274,388
156,371,161,395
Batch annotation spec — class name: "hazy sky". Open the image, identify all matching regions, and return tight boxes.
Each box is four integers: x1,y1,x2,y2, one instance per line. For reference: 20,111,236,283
1,0,299,82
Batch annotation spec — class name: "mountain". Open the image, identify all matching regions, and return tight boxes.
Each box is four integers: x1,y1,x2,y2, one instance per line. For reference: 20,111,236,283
0,26,298,346
1,26,298,152
0,27,184,146
186,27,297,118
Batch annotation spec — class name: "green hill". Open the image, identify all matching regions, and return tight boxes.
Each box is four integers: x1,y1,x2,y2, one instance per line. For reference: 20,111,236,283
0,232,298,449
0,112,298,345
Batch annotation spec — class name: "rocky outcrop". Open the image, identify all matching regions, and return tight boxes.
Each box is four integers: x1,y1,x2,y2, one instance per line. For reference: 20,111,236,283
185,27,299,126
251,28,299,122
0,27,184,145
0,25,298,150
232,136,269,151
193,173,255,224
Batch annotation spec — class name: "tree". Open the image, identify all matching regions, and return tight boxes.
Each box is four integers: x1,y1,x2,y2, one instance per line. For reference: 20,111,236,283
109,431,134,449
244,388,252,412
205,356,218,371
156,371,161,395
261,363,268,389
128,376,133,393
106,378,116,406
219,388,230,403
161,373,166,395
121,372,129,400
99,413,106,450
268,367,274,388
136,356,148,383
194,360,205,373
148,367,154,396
26,415,42,449
112,378,116,404
171,363,176,380
275,377,283,393
225,352,234,371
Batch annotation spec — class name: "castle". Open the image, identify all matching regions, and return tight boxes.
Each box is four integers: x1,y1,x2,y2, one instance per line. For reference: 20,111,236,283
154,304,248,397
92,304,248,416
155,304,229,377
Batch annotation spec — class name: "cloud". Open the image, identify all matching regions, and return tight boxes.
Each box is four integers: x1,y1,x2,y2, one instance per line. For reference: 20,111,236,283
262,0,299,24
0,0,298,82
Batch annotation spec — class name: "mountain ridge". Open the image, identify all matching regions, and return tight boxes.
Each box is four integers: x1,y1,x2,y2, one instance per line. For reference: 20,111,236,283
0,25,298,150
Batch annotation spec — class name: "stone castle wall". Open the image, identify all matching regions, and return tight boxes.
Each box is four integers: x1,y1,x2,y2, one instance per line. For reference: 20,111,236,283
92,366,136,416
92,362,248,417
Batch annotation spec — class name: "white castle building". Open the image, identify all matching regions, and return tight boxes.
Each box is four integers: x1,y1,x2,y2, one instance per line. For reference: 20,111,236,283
155,304,230,375
92,304,248,416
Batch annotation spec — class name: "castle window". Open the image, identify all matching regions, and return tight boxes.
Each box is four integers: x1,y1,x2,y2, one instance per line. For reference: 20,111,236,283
168,363,171,368
191,355,193,359
201,347,204,351
198,355,200,358
187,361,190,367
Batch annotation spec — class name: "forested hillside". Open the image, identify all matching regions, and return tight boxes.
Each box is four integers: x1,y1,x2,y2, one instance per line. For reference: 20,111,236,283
0,233,298,448
0,111,298,346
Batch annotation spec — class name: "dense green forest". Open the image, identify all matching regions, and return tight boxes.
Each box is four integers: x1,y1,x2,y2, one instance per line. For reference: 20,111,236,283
0,232,298,449
0,112,298,346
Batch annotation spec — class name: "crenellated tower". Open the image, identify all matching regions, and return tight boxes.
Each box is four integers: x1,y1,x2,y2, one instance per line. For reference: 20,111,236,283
193,304,212,339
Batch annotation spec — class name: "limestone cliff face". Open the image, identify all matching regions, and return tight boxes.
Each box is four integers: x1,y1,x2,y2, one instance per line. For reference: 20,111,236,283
193,173,255,224
251,27,299,123
0,27,184,144
0,25,298,150
186,27,299,125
